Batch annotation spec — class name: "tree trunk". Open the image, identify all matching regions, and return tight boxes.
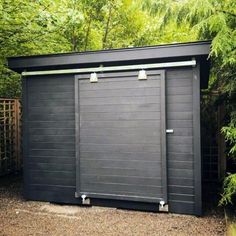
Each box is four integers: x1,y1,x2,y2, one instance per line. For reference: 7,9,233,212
102,4,113,49
84,17,92,51
71,30,78,52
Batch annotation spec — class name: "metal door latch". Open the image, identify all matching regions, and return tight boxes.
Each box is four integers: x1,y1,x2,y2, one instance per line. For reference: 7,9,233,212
166,129,174,134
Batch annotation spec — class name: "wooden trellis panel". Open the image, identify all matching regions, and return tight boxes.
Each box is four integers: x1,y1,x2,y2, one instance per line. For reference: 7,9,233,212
0,99,21,175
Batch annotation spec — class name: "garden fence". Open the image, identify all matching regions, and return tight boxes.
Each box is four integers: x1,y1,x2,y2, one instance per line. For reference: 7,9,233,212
0,99,21,175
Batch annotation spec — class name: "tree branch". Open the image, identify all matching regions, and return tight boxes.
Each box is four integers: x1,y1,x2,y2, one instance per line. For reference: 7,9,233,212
216,9,236,18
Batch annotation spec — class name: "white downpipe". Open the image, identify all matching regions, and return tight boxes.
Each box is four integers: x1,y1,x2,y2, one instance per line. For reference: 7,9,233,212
21,59,196,76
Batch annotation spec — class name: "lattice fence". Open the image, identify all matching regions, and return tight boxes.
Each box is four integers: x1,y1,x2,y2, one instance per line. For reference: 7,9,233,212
201,92,226,182
0,99,21,175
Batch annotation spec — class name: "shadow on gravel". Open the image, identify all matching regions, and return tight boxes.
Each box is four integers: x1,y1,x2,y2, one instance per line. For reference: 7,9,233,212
0,173,226,236
0,172,225,217
202,180,225,218
0,172,23,199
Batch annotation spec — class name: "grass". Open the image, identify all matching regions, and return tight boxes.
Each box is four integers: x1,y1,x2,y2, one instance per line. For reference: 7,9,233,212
227,223,236,236
225,208,236,236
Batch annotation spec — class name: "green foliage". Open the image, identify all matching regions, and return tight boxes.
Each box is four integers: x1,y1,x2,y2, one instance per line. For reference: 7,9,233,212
220,173,236,205
0,0,197,98
143,0,236,90
179,0,236,205
144,2,236,199
222,111,236,155
221,111,236,205
149,0,236,206
0,0,236,204
0,68,21,98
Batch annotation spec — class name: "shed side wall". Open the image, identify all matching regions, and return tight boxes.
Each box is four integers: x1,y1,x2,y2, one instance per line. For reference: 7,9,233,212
166,68,196,214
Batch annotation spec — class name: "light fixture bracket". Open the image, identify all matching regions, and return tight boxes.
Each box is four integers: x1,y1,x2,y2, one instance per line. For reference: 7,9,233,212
90,72,98,83
138,69,147,80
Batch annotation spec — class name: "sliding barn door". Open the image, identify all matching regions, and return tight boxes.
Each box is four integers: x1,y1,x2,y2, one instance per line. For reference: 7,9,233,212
75,70,167,203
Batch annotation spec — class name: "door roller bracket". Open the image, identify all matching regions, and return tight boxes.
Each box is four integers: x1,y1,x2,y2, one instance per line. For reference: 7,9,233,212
81,194,90,205
159,200,169,212
75,192,91,205
90,72,98,83
138,69,147,80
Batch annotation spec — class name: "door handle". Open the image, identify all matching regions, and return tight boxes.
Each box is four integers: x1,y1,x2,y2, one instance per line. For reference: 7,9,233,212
166,129,174,134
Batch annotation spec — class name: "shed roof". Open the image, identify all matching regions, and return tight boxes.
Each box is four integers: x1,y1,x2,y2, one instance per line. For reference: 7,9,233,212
7,41,211,73
7,41,211,88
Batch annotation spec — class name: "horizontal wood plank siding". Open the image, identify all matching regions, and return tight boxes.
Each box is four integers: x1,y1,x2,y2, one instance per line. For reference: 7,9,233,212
166,68,195,214
25,75,75,197
24,67,198,215
78,72,164,202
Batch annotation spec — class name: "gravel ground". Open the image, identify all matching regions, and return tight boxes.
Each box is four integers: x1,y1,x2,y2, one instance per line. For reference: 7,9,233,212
0,175,226,236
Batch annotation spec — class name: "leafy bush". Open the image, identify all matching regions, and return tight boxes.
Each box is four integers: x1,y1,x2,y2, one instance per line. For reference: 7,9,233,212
221,112,236,205
220,174,236,205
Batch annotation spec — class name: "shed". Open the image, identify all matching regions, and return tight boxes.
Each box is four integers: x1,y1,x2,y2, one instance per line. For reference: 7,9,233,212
7,41,211,215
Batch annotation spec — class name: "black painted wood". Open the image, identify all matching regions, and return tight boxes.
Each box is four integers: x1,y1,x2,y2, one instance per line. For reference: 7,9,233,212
166,68,196,214
24,74,76,195
7,41,210,72
160,71,168,202
193,63,202,216
22,76,29,197
76,70,166,204
18,43,208,215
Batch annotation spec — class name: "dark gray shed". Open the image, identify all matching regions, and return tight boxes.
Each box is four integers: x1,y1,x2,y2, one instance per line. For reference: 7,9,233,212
8,41,211,215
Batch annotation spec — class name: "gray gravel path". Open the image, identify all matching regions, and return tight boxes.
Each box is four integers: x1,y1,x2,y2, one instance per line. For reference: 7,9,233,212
0,175,225,236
